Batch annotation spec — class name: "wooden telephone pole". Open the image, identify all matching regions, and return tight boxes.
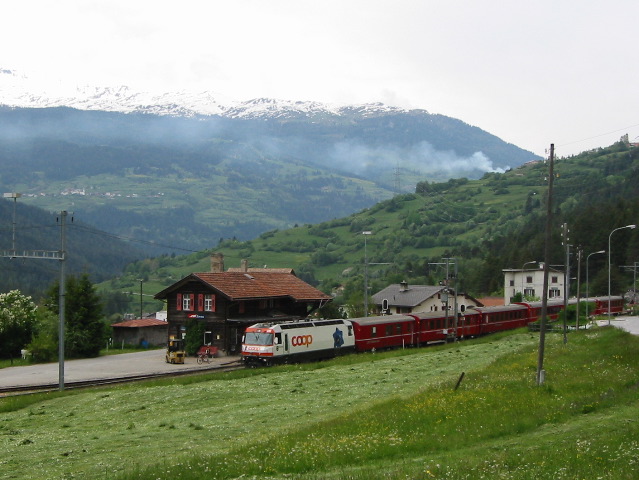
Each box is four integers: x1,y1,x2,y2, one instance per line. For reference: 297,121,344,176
537,144,554,385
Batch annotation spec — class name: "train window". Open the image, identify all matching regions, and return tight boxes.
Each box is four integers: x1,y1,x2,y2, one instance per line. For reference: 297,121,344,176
348,325,353,336
244,332,274,346
371,326,377,337
386,325,393,336
396,324,402,334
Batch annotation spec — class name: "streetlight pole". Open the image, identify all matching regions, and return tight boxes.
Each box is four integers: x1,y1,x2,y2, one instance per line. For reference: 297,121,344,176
362,231,372,317
521,261,537,301
608,225,636,325
586,250,605,321
139,279,144,319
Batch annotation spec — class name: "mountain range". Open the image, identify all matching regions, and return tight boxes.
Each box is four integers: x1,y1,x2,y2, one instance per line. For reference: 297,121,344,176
0,67,540,260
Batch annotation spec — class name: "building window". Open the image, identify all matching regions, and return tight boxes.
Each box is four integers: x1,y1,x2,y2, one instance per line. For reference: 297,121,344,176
526,276,533,283
509,280,515,286
549,288,561,298
551,276,558,283
524,288,535,297
204,294,215,312
182,293,193,311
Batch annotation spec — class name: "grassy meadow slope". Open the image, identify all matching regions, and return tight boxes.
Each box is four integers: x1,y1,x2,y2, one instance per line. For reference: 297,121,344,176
2,327,638,479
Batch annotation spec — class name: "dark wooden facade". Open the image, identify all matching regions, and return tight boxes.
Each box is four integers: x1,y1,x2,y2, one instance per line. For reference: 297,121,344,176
154,270,332,354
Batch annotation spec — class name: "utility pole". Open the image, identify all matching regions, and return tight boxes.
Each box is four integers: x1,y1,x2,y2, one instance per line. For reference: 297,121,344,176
58,211,67,391
430,258,457,340
1,205,68,390
621,262,639,313
561,223,570,344
537,144,554,386
575,248,582,330
362,231,372,317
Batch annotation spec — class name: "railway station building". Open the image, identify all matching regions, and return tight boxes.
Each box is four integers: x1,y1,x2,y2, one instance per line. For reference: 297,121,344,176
154,253,332,355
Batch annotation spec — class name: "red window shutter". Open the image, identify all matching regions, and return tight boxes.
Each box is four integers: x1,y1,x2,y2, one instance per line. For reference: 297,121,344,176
198,294,204,311
177,293,182,311
211,295,216,313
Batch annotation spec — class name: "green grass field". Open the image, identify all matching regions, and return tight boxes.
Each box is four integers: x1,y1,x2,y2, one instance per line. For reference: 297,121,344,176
2,326,638,479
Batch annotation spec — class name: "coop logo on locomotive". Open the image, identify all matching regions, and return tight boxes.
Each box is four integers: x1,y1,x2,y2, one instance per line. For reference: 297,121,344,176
291,335,313,347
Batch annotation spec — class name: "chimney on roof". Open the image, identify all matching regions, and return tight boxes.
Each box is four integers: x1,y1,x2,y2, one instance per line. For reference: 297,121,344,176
399,280,408,292
211,253,224,273
241,259,248,272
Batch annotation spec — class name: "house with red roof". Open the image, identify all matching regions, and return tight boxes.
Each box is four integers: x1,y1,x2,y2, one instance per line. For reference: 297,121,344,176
154,253,332,354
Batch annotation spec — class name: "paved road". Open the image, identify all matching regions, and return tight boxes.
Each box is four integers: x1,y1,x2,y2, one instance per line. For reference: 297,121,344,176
0,349,241,389
596,315,639,335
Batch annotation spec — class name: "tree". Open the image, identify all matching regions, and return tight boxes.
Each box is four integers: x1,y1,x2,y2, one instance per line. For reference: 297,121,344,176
27,307,59,363
45,273,105,358
184,319,206,356
0,290,38,362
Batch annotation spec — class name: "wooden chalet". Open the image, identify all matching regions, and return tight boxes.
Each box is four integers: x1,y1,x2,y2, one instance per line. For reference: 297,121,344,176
154,254,332,354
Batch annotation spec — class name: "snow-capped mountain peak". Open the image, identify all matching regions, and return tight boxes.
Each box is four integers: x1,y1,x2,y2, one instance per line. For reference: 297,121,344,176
0,67,407,119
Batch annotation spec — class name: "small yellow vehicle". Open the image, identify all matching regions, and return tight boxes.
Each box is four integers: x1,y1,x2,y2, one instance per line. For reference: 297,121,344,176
166,337,186,364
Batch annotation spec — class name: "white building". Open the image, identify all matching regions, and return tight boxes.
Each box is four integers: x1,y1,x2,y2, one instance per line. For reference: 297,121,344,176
503,264,564,305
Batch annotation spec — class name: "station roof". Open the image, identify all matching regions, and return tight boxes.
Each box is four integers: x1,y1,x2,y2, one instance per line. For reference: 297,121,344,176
155,271,331,303
111,318,168,328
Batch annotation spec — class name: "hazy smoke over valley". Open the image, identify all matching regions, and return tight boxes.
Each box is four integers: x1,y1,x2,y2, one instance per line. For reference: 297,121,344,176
328,140,508,181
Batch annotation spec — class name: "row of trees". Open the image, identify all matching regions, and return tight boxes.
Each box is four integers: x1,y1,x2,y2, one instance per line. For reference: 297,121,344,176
0,274,104,362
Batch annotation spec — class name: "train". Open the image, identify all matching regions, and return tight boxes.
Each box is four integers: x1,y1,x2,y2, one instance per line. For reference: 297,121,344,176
241,296,625,366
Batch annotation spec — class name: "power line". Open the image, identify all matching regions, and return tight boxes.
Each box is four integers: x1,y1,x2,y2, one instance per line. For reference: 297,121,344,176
558,122,639,149
69,224,200,253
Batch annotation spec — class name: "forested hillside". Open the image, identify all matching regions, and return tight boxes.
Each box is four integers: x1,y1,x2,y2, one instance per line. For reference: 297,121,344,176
0,200,144,298
105,141,639,317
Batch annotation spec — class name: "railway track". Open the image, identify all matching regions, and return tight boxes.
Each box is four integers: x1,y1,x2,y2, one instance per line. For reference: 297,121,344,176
0,360,244,397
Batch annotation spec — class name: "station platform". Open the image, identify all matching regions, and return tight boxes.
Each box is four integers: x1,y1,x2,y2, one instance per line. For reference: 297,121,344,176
0,348,240,389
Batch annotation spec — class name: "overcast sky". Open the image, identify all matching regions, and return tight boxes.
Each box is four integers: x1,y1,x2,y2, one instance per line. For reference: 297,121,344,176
3,0,638,157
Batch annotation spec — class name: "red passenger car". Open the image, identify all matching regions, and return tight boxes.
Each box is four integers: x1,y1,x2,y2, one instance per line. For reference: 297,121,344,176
412,311,457,344
349,314,418,351
466,304,531,335
516,299,564,322
592,296,625,315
